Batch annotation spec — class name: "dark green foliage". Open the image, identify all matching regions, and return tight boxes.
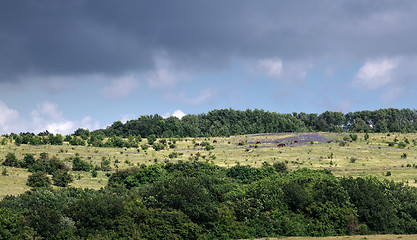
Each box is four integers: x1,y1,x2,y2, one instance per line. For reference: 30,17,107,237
152,142,165,151
22,154,36,168
100,158,112,171
107,164,166,190
350,134,358,141
201,141,215,151
52,170,73,187
147,134,157,145
72,157,92,171
398,142,407,148
273,161,289,173
0,207,38,239
2,152,19,167
4,162,417,239
91,169,98,178
139,176,220,225
27,172,51,188
73,128,90,138
340,177,399,232
66,193,126,237
89,108,417,140
29,155,67,174
227,163,276,183
133,208,203,240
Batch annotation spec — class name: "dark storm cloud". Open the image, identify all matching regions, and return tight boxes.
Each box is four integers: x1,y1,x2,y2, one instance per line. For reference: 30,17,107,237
1,0,417,82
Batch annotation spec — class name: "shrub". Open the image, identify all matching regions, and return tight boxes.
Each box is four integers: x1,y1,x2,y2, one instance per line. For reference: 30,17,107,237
398,142,407,148
2,153,19,167
22,154,36,168
52,170,73,187
152,143,165,151
91,169,98,178
273,161,289,173
350,134,358,141
147,134,157,145
72,157,92,171
100,158,112,171
27,172,51,188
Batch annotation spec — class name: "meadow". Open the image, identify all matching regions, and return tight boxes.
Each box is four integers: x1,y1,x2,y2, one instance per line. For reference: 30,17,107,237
2,132,417,198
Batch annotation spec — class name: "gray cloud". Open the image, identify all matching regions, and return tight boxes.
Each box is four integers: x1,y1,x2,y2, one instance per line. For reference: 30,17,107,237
1,0,417,82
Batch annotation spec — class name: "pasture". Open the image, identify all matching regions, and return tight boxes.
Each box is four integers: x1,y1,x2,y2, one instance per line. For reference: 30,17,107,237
2,132,417,198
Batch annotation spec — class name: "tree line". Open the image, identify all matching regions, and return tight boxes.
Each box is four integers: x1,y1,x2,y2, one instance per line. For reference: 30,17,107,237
93,108,417,138
2,161,417,239
2,108,417,147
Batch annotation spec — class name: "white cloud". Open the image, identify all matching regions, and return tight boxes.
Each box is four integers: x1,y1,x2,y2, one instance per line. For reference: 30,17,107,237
162,109,186,119
145,69,189,89
0,101,101,135
259,58,282,78
144,53,190,89
0,101,20,133
258,58,283,78
172,109,186,119
352,58,400,90
252,58,312,82
101,76,140,99
178,88,218,106
45,121,75,134
79,116,101,131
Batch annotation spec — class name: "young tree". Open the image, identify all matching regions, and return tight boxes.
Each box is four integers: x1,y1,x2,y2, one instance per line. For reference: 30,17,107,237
27,172,51,188
52,170,73,187
72,157,92,171
147,134,157,145
2,153,19,167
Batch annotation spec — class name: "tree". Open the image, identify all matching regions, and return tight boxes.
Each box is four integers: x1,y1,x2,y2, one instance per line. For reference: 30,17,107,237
147,134,157,145
52,170,73,187
0,207,39,239
2,153,19,167
72,157,92,171
27,172,51,188
22,154,36,168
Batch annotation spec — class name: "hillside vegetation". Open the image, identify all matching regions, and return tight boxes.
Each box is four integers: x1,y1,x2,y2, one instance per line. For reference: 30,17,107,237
2,161,417,239
94,108,417,138
2,108,417,239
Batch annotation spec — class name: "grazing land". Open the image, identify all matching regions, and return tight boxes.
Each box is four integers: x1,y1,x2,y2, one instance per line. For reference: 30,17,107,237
1,132,417,198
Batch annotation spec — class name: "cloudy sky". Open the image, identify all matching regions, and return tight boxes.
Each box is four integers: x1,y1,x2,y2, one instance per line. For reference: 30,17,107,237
1,0,417,134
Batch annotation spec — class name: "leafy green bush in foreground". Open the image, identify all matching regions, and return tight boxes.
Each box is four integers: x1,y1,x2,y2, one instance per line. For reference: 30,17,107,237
2,161,417,239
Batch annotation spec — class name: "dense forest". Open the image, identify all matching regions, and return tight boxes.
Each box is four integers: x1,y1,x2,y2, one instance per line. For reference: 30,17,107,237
94,108,417,138
2,161,417,239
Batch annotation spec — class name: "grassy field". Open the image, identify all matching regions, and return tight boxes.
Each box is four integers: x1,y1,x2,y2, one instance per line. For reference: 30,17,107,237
2,132,417,198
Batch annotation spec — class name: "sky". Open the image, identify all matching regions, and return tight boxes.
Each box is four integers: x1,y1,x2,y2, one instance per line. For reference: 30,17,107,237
1,0,417,135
